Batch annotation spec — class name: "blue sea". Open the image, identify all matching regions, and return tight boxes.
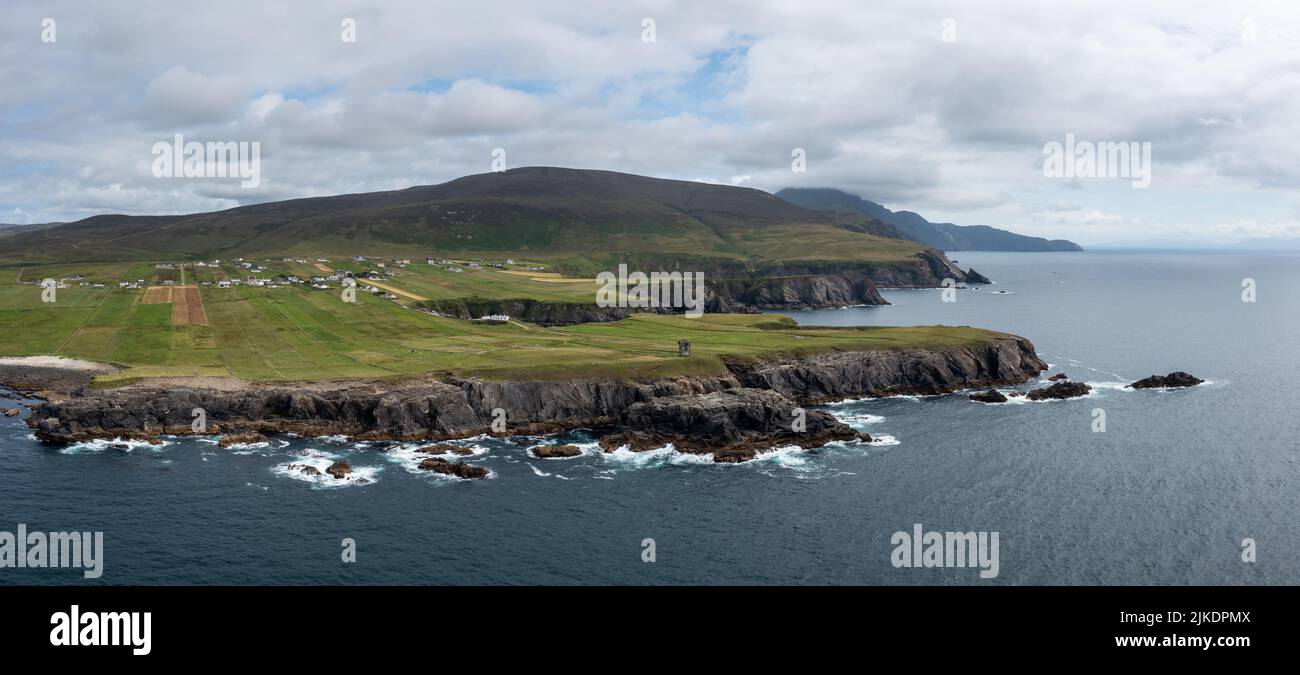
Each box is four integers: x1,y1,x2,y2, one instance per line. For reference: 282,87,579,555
2,250,1297,585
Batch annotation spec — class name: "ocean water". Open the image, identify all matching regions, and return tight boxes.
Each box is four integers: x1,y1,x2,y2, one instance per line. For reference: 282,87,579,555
1,250,1297,585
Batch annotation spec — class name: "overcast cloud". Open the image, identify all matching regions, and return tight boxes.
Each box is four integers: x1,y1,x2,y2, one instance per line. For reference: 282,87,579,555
3,0,1299,245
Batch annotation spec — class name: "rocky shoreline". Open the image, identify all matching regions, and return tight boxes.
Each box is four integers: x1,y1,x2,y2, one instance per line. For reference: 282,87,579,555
20,336,1048,462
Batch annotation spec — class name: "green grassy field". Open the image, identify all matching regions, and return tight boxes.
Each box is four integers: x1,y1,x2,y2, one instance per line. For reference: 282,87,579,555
0,257,1002,384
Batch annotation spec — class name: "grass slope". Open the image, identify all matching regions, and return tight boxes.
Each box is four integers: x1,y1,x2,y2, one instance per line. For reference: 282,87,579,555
0,258,1001,384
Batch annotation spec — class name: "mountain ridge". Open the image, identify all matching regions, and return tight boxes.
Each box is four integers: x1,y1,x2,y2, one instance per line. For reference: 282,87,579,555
0,168,973,284
775,187,1083,252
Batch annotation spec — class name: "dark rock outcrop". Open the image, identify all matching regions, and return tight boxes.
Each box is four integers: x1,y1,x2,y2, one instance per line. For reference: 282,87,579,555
707,274,887,311
217,432,268,448
415,299,630,326
608,388,858,462
569,250,973,312
1047,373,1068,381
596,431,665,453
414,443,472,455
964,268,992,285
530,444,582,458
325,460,352,479
969,389,1008,403
1127,372,1204,389
418,457,489,479
1026,381,1092,401
288,463,321,476
724,336,1047,402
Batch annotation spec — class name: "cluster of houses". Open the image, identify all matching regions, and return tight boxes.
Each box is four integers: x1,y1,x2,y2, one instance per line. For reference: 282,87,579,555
81,255,547,311
57,274,109,289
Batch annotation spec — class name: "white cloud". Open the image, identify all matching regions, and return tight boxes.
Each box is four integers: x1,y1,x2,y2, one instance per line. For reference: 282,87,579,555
1,0,1299,245
144,65,249,126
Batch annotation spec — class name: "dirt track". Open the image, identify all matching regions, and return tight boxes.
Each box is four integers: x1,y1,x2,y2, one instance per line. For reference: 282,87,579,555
364,278,426,301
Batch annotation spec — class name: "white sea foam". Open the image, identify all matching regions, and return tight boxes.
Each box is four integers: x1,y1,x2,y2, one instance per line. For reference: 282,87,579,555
382,443,493,480
753,445,811,468
830,411,886,430
384,442,485,471
224,440,271,454
271,455,381,488
527,463,573,479
60,437,171,454
600,443,715,469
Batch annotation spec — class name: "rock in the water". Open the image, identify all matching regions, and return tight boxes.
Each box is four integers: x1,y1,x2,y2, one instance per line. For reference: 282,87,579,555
1047,373,1068,381
218,432,268,448
417,457,489,479
1,407,20,417
969,389,1008,403
288,463,321,476
602,388,862,463
531,443,582,458
598,431,664,453
964,268,993,285
1026,381,1092,400
325,460,352,479
413,443,463,455
1127,372,1203,389
713,446,758,463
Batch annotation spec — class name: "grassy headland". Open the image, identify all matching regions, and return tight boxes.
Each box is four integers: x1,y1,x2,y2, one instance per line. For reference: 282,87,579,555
0,256,999,385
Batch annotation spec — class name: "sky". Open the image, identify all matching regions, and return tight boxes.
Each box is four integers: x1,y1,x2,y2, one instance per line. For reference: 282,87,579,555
2,0,1299,246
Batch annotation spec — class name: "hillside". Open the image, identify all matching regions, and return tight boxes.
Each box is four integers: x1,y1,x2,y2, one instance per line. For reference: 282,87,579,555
1,168,935,270
776,187,1083,252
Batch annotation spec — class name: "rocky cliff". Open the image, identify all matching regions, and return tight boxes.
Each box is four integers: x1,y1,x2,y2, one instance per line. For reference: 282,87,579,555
706,273,886,311
26,337,1047,453
414,298,631,325
723,335,1046,402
